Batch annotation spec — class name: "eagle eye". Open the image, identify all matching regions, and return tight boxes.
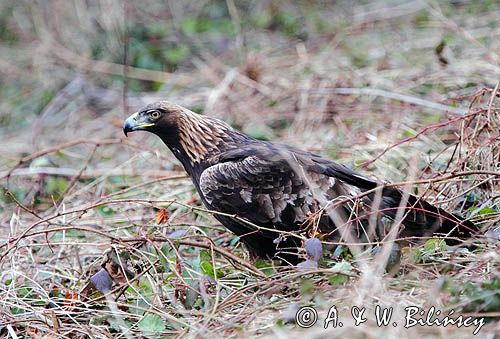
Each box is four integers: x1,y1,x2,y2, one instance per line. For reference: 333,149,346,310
148,110,161,119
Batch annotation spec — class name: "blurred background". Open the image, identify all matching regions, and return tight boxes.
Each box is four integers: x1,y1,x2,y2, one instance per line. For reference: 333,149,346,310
1,0,498,153
0,1,498,337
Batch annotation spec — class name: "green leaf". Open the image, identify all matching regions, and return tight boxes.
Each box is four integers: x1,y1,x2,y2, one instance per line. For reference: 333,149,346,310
200,261,224,279
328,274,348,286
159,244,172,268
410,248,423,263
139,313,166,334
164,45,190,65
10,307,23,315
469,206,497,217
199,250,211,262
254,259,276,276
108,176,126,184
478,207,496,215
330,261,352,273
44,177,69,199
403,129,417,137
435,40,446,55
423,238,447,252
127,298,149,316
97,205,115,216
108,317,132,333
199,251,224,278
19,286,34,298
139,276,154,293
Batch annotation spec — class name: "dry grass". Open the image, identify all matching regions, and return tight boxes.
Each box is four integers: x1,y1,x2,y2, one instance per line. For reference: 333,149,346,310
0,1,499,338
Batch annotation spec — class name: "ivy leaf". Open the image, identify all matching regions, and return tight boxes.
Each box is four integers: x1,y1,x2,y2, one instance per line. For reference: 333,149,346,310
139,313,166,334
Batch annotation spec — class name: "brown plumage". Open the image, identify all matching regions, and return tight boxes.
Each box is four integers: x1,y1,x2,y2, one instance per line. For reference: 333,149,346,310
123,101,478,264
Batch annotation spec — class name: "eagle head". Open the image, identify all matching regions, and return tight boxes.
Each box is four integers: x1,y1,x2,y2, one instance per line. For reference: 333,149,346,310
123,101,182,139
124,100,243,166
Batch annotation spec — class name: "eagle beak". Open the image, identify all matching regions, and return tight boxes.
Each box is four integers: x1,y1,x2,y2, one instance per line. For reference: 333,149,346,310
123,112,155,136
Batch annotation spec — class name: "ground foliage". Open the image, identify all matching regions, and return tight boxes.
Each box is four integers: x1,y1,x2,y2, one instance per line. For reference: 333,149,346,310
0,1,499,337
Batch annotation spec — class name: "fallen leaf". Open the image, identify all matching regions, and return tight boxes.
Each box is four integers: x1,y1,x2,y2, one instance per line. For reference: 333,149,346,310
104,261,128,284
64,290,79,307
90,268,114,293
304,238,323,262
155,208,170,224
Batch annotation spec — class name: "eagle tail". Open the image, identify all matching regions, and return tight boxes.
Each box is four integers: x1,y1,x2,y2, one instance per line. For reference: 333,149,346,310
378,187,478,245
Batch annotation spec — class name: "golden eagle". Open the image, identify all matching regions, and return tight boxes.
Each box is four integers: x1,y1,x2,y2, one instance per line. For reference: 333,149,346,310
123,101,477,264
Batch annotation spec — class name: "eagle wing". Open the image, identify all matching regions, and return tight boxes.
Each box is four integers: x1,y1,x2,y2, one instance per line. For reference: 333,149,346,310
200,146,311,231
198,143,370,238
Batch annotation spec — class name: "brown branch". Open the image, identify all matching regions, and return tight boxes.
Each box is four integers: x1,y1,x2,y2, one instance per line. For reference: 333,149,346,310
5,191,43,220
360,111,483,168
55,145,98,209
122,235,266,278
2,138,123,180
